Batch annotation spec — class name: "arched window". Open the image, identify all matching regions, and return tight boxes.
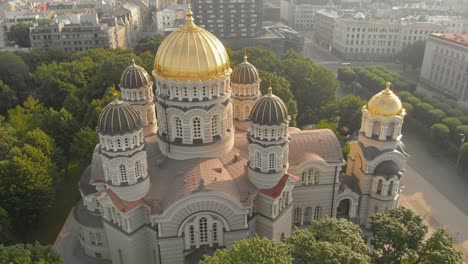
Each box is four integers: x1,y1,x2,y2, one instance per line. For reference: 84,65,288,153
202,86,207,97
372,121,381,138
269,153,276,170
313,206,322,220
376,179,383,194
193,87,198,98
387,123,396,139
189,225,195,245
313,169,319,184
119,164,127,182
244,105,250,118
132,135,137,146
192,117,202,139
388,181,394,196
264,128,268,139
301,171,306,184
293,208,302,224
124,138,129,148
116,139,122,149
307,168,312,183
304,207,312,224
147,109,153,124
256,152,262,169
212,223,218,242
183,87,188,97
270,128,275,139
175,87,180,97
134,160,142,179
175,117,183,138
256,127,261,137
211,115,219,136
199,217,208,243
108,139,114,150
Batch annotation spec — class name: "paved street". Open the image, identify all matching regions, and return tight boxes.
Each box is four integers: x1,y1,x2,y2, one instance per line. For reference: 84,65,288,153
303,34,468,261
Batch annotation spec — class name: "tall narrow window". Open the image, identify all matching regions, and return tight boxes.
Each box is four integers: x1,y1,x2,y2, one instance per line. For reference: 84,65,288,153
117,139,122,149
212,223,218,242
227,110,232,129
211,115,219,136
293,208,302,224
119,164,127,182
175,117,183,138
388,181,394,196
132,136,136,146
134,160,141,179
193,87,197,98
124,138,129,148
147,109,153,124
108,139,114,149
304,207,312,224
202,86,207,97
199,217,208,243
244,105,250,118
376,179,383,194
313,206,322,220
189,225,195,245
313,169,319,184
307,169,312,184
269,153,276,170
301,171,306,184
256,152,262,169
183,87,188,97
192,117,202,139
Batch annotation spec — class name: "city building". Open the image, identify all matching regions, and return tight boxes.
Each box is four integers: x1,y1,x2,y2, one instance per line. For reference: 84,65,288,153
419,33,468,105
191,0,262,39
30,14,128,52
263,2,281,22
74,7,409,264
0,20,6,49
313,9,462,61
5,11,41,31
222,23,305,55
280,0,333,30
154,4,186,34
47,1,97,16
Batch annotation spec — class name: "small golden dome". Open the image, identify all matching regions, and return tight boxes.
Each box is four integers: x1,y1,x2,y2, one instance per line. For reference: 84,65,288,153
231,52,260,84
153,6,231,81
368,82,403,117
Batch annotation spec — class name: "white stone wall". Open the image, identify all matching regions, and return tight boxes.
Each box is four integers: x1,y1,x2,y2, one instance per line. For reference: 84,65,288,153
79,225,110,260
159,237,184,264
104,222,155,264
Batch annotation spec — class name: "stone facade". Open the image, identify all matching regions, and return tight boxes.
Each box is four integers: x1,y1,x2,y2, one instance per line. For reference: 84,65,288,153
419,33,468,105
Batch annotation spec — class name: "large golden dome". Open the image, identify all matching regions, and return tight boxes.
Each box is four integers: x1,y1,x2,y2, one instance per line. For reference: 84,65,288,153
153,7,231,81
368,82,403,117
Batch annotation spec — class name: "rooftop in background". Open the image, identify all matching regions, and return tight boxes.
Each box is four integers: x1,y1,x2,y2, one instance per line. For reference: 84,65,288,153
431,33,468,47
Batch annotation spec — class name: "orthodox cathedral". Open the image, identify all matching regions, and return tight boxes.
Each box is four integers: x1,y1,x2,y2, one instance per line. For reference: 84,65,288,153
75,6,410,264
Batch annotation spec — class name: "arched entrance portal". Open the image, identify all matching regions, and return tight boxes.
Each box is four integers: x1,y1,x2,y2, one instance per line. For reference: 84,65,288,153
336,199,351,219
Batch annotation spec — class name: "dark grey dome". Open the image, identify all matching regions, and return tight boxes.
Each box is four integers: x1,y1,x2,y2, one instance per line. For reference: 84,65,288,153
374,161,401,179
97,99,142,135
119,60,151,89
231,56,259,84
250,88,289,125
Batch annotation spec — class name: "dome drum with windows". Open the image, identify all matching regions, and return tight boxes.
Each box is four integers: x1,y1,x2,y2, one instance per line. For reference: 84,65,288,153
97,99,143,135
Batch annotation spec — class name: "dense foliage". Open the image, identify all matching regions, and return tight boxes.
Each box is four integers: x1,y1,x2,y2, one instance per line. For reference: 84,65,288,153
0,242,62,264
203,209,462,264
396,40,426,71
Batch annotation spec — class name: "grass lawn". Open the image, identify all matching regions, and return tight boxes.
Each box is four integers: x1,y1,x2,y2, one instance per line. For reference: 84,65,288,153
29,162,85,244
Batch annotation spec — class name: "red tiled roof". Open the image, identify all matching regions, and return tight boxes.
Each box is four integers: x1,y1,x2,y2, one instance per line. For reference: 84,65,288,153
260,173,299,198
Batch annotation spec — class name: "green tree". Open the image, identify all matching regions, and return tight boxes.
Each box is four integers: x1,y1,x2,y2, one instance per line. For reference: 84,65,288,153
134,35,165,55
7,23,32,47
337,66,356,86
427,109,447,126
40,108,79,175
231,47,280,72
200,236,292,264
7,97,46,137
0,81,17,115
415,229,463,264
430,124,450,147
455,125,468,146
0,242,62,264
414,102,435,126
24,128,64,172
338,95,365,134
0,52,31,101
442,117,462,139
0,145,55,240
0,117,18,160
287,218,370,264
370,207,428,264
70,127,99,163
0,207,13,244
397,40,426,70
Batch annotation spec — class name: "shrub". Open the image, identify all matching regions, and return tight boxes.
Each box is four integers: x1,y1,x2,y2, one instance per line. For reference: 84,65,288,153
427,109,447,126
430,124,450,147
442,117,462,136
403,102,413,115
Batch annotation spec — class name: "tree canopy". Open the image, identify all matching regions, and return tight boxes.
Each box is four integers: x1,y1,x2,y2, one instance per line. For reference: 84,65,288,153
0,242,62,264
397,40,426,70
7,23,32,48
